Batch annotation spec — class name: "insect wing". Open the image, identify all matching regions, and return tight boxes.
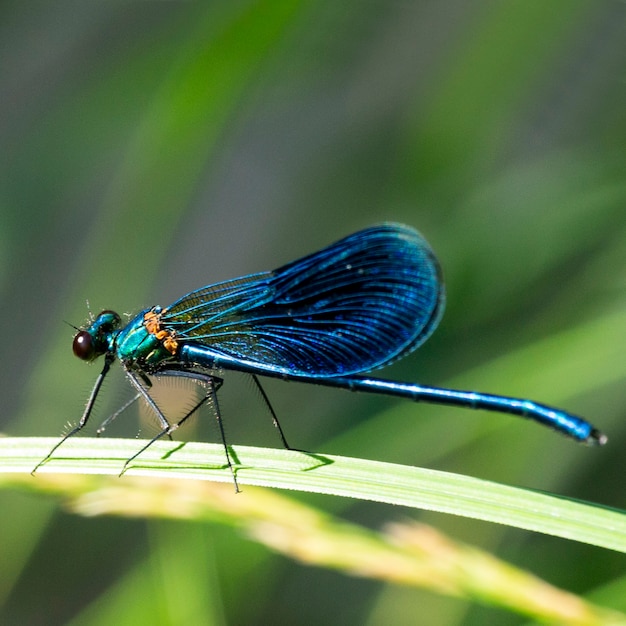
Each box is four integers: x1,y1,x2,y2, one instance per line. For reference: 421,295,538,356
163,224,444,377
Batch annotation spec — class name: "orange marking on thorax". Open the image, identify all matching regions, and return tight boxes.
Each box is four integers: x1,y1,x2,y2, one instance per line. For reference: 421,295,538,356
144,308,178,355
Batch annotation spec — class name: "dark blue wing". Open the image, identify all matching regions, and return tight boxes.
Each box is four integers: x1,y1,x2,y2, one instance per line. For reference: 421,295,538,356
162,223,445,377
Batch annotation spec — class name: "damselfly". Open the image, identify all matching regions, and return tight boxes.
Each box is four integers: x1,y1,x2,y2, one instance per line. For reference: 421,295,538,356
36,224,606,489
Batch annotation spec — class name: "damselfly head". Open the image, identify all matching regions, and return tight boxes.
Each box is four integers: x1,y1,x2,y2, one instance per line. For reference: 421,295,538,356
73,310,121,361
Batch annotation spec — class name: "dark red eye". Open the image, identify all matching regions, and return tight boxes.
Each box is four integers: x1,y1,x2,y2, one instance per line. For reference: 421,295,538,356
73,331,95,361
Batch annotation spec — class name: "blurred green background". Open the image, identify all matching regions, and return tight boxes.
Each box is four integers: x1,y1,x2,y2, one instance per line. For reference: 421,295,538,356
1,1,625,624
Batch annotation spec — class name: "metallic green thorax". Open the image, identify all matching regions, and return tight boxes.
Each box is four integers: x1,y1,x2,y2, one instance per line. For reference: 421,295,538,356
117,309,174,367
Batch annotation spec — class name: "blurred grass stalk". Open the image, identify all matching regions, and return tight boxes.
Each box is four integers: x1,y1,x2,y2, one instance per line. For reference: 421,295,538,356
1,437,625,625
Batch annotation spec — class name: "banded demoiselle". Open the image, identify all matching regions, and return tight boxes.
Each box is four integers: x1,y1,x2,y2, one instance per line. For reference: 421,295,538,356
36,224,606,489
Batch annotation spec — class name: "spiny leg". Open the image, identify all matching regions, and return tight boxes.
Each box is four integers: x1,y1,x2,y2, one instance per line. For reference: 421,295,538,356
123,367,172,432
33,354,115,473
123,367,180,441
96,392,142,436
251,374,290,449
95,367,176,437
207,377,240,492
120,373,240,492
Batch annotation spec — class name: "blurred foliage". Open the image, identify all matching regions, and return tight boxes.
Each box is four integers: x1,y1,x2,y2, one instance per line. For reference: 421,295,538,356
2,467,625,625
1,1,625,625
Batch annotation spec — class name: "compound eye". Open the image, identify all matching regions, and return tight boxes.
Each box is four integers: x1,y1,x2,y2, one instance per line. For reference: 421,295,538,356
73,331,95,361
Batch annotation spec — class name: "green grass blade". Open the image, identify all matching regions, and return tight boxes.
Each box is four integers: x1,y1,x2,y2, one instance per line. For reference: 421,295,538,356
1,437,623,553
